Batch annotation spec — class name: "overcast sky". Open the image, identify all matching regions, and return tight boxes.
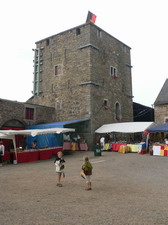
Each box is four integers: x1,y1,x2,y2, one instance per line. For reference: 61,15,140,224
0,0,167,107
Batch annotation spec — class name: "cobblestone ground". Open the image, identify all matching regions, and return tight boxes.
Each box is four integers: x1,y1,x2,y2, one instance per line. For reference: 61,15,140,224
1,151,168,225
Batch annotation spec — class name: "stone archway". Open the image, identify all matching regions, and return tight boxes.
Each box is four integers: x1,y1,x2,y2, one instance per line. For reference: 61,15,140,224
1,119,26,151
2,119,26,129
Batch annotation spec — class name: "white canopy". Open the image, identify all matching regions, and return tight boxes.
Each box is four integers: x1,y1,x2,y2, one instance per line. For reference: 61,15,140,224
95,122,156,134
0,127,75,137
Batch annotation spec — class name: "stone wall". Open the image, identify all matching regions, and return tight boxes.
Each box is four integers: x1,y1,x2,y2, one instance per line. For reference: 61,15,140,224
89,24,133,134
154,105,168,124
0,98,55,128
28,24,92,122
0,99,26,128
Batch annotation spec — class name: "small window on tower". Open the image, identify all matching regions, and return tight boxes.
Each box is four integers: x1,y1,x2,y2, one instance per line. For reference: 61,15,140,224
110,66,117,78
54,64,62,76
76,28,81,36
115,102,121,121
46,39,50,46
55,66,58,76
97,29,102,38
103,99,108,106
103,99,108,109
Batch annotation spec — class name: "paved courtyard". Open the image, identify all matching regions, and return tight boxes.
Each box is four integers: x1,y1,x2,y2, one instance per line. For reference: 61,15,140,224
1,151,168,225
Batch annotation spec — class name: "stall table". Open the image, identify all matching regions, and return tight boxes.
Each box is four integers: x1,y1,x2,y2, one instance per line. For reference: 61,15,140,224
13,147,63,163
2,151,10,161
127,144,139,153
63,142,72,150
52,148,63,156
152,144,168,156
118,145,129,154
14,151,39,163
111,144,126,152
80,143,88,151
108,143,146,153
39,149,53,160
63,142,88,151
27,151,39,162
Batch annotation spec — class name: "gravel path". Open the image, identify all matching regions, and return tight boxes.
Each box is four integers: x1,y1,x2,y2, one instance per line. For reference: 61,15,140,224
1,151,168,225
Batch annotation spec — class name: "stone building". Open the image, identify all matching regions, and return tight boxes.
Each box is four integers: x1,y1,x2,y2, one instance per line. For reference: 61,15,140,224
0,98,56,150
0,98,55,130
27,22,133,147
154,79,168,124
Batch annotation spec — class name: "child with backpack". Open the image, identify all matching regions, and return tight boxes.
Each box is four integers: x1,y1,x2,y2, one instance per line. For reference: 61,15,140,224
81,156,93,191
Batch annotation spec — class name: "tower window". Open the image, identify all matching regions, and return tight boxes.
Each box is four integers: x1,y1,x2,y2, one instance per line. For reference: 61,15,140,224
46,39,50,46
55,99,62,110
103,99,108,109
76,28,81,36
55,66,58,75
103,99,108,106
110,66,117,78
54,64,62,76
97,29,102,38
115,102,121,121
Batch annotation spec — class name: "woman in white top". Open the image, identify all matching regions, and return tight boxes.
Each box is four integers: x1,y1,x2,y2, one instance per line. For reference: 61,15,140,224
0,141,5,166
164,137,168,144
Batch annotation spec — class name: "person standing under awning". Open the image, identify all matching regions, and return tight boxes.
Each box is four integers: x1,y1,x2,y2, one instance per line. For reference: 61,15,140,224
0,141,5,166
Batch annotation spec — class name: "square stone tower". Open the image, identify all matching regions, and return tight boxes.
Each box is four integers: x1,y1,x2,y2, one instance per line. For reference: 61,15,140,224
28,22,133,147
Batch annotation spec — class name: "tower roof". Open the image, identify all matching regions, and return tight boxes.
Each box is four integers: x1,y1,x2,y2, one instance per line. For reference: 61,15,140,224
35,22,131,49
154,79,168,105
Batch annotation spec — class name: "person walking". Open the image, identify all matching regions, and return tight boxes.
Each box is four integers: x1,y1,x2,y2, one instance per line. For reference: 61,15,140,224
81,156,93,191
0,141,5,166
100,136,105,150
54,151,65,187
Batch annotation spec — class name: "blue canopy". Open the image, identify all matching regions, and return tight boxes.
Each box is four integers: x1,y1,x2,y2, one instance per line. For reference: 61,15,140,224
27,119,89,129
26,119,89,148
148,123,168,133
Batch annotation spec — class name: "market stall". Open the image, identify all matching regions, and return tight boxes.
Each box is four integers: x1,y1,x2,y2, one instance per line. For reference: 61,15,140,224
95,122,156,153
147,123,168,156
12,147,63,163
0,127,75,164
2,151,10,161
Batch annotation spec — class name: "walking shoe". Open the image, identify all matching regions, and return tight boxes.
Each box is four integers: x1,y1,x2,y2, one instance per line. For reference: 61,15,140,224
85,187,92,191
